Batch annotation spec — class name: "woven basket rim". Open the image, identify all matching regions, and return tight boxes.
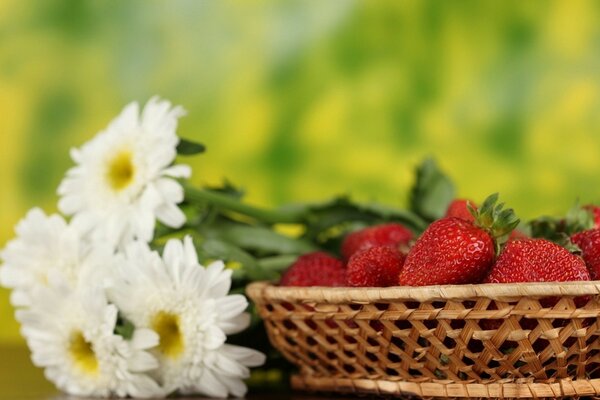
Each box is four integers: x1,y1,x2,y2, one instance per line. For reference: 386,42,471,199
247,281,600,303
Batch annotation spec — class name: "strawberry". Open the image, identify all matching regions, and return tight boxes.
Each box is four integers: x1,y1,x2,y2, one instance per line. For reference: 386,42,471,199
399,218,494,285
399,193,519,286
571,229,600,280
341,223,413,260
483,239,590,331
445,198,476,222
347,246,405,287
280,252,345,287
584,205,600,229
485,239,590,283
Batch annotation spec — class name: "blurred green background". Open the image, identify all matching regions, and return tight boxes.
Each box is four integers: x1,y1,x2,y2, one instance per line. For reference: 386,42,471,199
2,0,600,343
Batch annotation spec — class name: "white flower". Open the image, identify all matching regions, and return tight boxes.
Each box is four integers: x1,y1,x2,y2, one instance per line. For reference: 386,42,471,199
16,282,163,398
58,97,191,250
109,237,266,398
0,208,110,307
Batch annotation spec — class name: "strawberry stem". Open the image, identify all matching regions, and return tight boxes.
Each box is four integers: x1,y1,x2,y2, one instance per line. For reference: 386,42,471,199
470,193,520,255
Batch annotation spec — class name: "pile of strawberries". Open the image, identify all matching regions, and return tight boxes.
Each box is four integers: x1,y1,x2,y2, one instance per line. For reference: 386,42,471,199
280,194,600,288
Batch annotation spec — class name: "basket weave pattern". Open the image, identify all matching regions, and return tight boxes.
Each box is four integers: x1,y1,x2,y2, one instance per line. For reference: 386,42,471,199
247,281,600,398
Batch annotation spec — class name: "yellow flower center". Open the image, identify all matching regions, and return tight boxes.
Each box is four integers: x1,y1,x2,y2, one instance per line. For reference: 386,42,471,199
106,150,135,191
68,331,99,375
152,311,184,359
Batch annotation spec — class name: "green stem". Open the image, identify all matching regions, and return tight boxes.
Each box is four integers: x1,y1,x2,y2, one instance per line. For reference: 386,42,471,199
184,184,306,224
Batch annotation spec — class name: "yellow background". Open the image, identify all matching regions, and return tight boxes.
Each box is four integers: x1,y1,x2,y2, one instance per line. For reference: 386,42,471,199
2,0,600,343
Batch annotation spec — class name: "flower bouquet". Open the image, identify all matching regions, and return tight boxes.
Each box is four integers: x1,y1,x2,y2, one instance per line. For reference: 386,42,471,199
1,98,269,398
4,97,600,399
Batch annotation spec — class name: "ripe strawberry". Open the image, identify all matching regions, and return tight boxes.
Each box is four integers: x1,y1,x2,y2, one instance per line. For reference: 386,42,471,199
584,205,600,229
445,198,476,222
485,239,590,283
483,239,590,329
347,246,405,287
571,229,600,280
399,218,494,285
341,223,413,260
280,252,345,287
399,193,519,286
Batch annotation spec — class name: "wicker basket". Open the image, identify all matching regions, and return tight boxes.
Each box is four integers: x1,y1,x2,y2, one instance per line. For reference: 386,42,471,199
247,281,600,399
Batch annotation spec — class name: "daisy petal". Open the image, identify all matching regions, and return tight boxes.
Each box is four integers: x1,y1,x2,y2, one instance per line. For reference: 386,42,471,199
155,178,184,203
219,313,251,335
128,350,158,372
204,325,227,350
56,97,189,250
162,164,192,179
217,375,248,398
155,203,186,228
131,328,159,350
215,295,248,320
18,283,164,398
109,238,264,396
196,368,228,398
221,344,267,367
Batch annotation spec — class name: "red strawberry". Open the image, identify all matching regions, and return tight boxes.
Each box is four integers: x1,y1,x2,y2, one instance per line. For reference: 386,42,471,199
445,198,476,222
584,205,600,229
399,193,519,286
485,239,590,283
399,217,495,286
280,252,345,287
484,238,590,325
571,229,600,280
341,223,413,260
347,246,405,287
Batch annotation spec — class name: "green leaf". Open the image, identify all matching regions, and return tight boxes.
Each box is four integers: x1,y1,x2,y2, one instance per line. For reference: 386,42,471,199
529,203,594,245
481,193,499,212
304,197,377,236
177,138,206,156
199,239,276,281
205,180,245,200
290,196,427,254
274,202,311,218
564,203,594,235
200,238,256,266
114,316,135,340
307,197,426,233
219,224,316,254
359,202,429,232
185,184,304,224
409,158,455,222
470,193,520,254
257,254,298,273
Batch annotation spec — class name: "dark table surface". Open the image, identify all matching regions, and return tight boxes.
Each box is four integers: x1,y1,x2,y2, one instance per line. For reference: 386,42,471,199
0,346,365,400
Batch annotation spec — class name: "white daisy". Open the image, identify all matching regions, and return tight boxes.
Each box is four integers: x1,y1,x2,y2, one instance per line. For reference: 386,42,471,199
109,237,266,398
16,282,163,398
0,208,110,307
58,97,191,250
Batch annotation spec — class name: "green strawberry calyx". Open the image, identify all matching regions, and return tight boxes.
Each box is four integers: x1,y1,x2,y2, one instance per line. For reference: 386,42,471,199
468,193,520,255
528,203,594,238
527,202,594,253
